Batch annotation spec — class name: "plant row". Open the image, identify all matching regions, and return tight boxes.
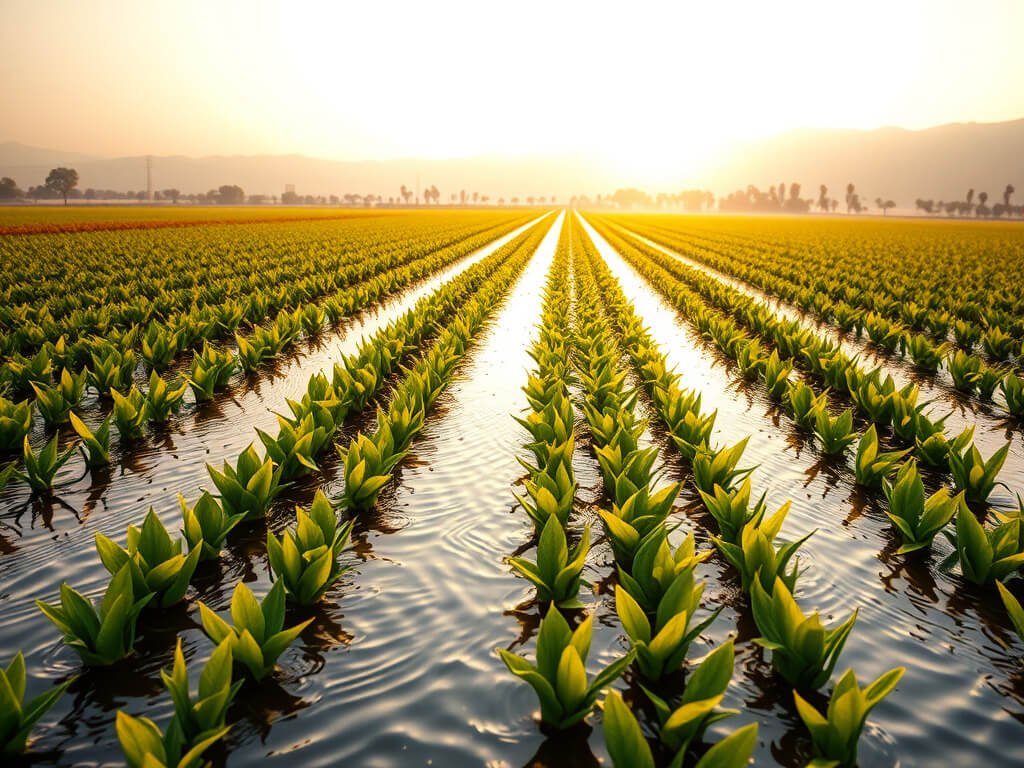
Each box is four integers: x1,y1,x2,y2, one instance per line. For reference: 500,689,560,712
0,211,529,367
587,216,1016,507
0,215,557,757
613,213,1024,349
611,215,1024,414
0,218,551,497
0,214,533,443
571,214,906,767
0,216,555,760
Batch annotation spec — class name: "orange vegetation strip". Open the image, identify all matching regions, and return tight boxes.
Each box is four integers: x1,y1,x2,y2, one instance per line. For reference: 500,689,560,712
0,212,384,236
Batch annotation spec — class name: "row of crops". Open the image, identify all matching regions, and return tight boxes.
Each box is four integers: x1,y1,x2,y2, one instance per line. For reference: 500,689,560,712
0,208,1022,766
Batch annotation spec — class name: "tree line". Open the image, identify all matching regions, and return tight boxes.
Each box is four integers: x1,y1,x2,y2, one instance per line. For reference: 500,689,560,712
1,168,1020,218
0,170,558,208
914,186,1020,218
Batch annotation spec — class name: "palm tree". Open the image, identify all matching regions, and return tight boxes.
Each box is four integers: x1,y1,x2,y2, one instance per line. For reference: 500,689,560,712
1004,184,1015,207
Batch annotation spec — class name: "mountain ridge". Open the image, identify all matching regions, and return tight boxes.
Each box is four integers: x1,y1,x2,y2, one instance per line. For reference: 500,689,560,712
2,117,1023,204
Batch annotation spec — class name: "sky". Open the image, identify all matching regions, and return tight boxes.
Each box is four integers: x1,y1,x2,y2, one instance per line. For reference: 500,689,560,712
2,0,1023,184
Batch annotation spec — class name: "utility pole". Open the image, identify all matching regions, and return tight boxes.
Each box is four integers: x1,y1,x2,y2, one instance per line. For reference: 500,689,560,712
145,155,153,202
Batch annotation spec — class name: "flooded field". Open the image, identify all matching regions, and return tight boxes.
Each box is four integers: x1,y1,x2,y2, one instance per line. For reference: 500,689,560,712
1,209,1022,767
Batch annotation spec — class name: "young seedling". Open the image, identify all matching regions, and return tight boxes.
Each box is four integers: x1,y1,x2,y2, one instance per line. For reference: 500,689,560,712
207,445,286,521
0,396,34,452
110,387,149,440
198,580,312,680
691,437,755,495
602,689,758,768
813,407,858,456
158,637,241,755
883,461,963,553
267,490,353,605
0,652,74,754
751,577,857,690
36,564,154,666
497,607,634,729
699,479,781,545
712,508,811,595
794,667,905,768
507,516,590,609
95,509,203,608
996,581,1024,643
180,492,245,561
854,425,909,488
946,507,1024,584
16,435,77,493
640,640,741,760
948,441,1011,504
70,412,111,468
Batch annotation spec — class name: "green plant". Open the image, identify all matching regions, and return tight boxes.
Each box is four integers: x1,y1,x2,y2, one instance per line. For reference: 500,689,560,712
31,367,86,426
760,350,794,399
712,507,810,595
1002,374,1024,417
641,640,740,761
599,484,679,568
813,407,858,456
116,709,227,768
948,441,1011,504
158,637,240,757
69,412,111,468
787,381,829,429
187,344,235,402
854,425,909,488
266,490,353,605
0,396,34,452
207,445,286,521
89,345,136,396
699,478,780,545
508,515,589,608
0,652,73,754
141,322,181,373
95,508,203,607
794,667,905,768
602,690,758,768
337,428,405,511
691,437,755,495
16,435,77,492
256,413,331,479
615,582,718,680
515,439,576,530
111,386,149,440
996,581,1024,642
883,461,962,553
914,425,973,469
198,580,312,680
145,370,188,423
497,607,634,729
751,577,857,689
36,564,153,665
946,507,1024,584
617,528,711,613
180,492,244,561
983,326,1015,361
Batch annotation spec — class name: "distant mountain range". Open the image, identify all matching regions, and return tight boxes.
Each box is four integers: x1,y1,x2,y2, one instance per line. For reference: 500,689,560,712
2,118,1023,205
692,118,1024,206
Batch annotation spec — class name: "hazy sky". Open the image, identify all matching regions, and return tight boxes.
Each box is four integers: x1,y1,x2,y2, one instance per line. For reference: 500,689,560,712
2,0,1022,180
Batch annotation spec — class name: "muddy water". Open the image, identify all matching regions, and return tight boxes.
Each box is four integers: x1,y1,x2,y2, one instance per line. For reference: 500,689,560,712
614,224,1024,506
579,214,1024,767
